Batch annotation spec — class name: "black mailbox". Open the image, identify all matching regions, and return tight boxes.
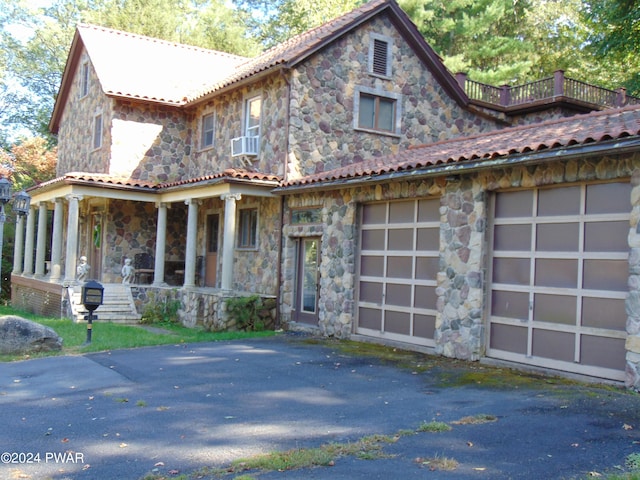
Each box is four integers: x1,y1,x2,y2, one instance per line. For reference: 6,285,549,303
81,280,103,344
82,280,104,311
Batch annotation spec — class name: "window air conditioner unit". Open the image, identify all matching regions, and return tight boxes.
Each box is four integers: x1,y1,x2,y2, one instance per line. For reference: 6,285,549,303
231,136,259,157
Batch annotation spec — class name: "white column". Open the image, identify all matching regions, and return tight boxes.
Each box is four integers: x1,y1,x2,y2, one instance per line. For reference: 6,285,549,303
183,199,199,287
12,214,25,274
23,205,36,275
49,198,64,281
64,194,82,284
34,202,48,277
221,193,241,291
153,202,168,286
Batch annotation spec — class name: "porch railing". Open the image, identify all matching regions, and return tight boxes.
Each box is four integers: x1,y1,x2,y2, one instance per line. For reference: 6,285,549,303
456,70,640,110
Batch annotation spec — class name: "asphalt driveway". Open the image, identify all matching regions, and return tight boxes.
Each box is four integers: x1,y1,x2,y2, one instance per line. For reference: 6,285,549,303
1,333,639,479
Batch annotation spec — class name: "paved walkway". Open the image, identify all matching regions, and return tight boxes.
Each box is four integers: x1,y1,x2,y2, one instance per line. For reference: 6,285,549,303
1,334,639,479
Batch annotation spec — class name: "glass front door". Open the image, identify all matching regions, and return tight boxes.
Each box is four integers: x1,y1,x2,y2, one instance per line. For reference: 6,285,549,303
295,238,320,325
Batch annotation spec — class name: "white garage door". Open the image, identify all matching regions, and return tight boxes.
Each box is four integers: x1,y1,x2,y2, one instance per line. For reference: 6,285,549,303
356,198,439,347
488,181,630,381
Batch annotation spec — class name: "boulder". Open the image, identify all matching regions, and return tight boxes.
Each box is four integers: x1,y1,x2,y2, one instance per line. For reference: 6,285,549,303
0,315,63,355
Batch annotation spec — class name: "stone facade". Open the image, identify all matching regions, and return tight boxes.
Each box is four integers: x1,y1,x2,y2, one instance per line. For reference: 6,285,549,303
287,15,498,179
282,153,640,386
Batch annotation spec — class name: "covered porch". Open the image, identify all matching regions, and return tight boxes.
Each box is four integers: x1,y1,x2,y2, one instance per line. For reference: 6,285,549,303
10,171,282,329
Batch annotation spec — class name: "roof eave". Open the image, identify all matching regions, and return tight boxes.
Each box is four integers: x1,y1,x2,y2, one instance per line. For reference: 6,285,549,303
49,29,83,134
274,136,640,194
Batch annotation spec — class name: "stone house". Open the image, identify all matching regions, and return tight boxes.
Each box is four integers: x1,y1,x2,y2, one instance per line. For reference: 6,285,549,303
10,0,640,387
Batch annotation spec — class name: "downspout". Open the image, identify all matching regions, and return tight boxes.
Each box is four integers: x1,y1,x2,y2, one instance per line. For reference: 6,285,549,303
275,67,292,329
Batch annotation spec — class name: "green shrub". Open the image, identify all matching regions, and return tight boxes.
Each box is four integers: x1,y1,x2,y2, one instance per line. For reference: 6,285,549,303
140,291,181,325
226,295,265,331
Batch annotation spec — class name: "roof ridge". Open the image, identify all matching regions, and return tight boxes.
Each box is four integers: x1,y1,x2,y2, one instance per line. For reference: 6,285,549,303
77,23,248,61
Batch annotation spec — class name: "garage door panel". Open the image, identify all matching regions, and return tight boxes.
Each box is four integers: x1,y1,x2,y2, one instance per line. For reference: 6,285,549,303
534,259,578,288
362,229,385,250
491,290,529,319
582,297,626,330
385,310,411,335
533,293,576,324
359,307,381,330
586,182,631,214
416,257,439,279
493,258,530,284
489,181,630,381
532,329,575,362
358,199,438,347
490,323,527,354
494,224,531,251
538,185,581,216
585,221,629,252
583,259,627,291
581,335,626,370
386,256,412,278
414,314,436,339
536,223,579,251
495,190,533,217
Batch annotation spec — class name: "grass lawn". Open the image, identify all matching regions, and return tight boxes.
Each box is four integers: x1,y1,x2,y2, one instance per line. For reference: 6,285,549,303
0,306,275,362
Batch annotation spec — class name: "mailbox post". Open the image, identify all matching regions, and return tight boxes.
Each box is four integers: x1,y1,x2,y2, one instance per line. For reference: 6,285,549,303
81,280,104,344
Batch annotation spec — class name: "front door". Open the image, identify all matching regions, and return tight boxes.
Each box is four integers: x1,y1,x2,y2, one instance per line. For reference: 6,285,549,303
89,213,103,281
295,238,320,325
205,214,219,287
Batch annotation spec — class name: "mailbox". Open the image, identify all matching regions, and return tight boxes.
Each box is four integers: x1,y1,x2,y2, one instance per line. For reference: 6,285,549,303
82,280,104,312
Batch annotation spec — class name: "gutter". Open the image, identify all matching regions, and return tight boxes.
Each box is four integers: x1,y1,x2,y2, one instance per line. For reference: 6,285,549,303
273,136,640,194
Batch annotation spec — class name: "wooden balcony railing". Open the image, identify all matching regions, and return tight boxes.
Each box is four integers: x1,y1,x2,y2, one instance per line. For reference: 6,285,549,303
456,70,640,110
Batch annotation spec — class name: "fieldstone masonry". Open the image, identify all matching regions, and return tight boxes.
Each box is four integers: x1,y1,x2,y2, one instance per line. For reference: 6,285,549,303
626,169,640,389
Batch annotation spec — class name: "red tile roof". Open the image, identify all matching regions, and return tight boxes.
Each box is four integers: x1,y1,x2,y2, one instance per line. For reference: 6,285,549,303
158,169,281,188
282,104,640,188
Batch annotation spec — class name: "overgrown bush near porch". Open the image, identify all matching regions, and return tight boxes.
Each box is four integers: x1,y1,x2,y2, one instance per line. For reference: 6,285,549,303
225,295,277,332
140,289,181,326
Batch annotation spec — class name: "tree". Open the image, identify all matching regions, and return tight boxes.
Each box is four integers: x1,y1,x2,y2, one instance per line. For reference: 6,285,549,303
399,0,536,85
582,0,640,95
237,0,360,48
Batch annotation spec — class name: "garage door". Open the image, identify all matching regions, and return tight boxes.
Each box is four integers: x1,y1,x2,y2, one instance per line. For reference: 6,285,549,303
356,198,439,347
488,182,630,381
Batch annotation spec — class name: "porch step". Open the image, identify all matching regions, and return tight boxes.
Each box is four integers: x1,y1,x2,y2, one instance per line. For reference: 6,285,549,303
69,284,141,324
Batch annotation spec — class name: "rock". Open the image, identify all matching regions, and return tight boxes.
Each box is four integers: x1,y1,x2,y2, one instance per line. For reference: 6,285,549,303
0,316,63,355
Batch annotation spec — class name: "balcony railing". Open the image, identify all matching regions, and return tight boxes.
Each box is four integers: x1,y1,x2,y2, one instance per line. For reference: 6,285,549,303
457,70,640,110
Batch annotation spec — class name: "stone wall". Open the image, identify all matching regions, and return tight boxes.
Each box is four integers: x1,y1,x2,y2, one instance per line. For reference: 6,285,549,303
287,14,500,179
283,153,640,387
57,50,112,176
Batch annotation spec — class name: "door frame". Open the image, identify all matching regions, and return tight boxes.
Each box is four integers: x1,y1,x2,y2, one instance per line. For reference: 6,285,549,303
294,237,321,325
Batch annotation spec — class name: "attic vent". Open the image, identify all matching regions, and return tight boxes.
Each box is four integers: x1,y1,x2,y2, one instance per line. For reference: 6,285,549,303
369,34,392,77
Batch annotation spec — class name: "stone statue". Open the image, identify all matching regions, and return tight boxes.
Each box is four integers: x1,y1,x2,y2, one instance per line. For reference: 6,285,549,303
121,257,134,284
76,256,90,281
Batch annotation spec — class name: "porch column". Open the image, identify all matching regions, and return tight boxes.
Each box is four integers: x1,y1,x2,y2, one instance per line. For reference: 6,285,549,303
183,199,199,287
49,198,64,281
12,213,25,274
23,205,36,275
34,202,48,278
152,202,168,286
221,193,241,291
63,194,82,284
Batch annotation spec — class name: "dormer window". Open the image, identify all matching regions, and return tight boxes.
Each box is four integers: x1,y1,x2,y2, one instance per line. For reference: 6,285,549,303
369,33,392,77
80,61,90,97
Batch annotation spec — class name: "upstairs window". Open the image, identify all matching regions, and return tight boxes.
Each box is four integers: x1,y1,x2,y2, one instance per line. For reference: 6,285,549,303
201,113,215,149
80,62,90,97
93,113,103,150
369,33,392,77
354,86,401,135
245,95,261,138
237,208,258,249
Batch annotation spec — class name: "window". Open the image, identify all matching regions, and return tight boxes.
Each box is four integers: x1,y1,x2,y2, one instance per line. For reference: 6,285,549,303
291,207,322,224
354,86,401,135
369,33,392,77
237,208,258,249
245,95,261,138
80,62,90,97
93,114,103,149
201,113,214,149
